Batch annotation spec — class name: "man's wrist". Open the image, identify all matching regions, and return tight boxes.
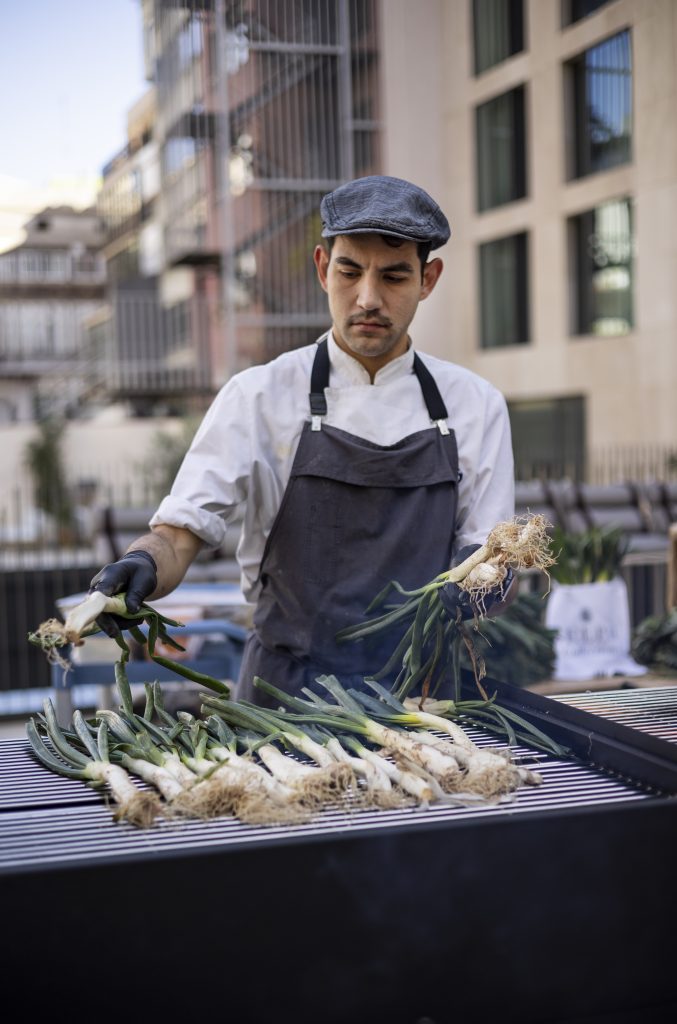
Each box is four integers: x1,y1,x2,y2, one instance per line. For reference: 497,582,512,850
122,549,158,574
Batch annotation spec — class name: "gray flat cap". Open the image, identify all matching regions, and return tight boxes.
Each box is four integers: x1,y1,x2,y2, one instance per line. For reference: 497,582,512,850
320,175,450,250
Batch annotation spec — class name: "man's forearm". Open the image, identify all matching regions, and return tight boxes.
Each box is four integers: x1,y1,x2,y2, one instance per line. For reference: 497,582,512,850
127,524,204,599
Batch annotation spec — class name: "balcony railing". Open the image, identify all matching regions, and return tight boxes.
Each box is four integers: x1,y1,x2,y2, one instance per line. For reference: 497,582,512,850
0,251,106,286
85,283,214,399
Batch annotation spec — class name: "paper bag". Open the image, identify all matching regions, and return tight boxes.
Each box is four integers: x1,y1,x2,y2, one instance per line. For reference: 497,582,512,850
545,578,647,681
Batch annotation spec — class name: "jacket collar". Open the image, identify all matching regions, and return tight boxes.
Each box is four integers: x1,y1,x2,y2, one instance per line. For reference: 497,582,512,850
326,330,415,386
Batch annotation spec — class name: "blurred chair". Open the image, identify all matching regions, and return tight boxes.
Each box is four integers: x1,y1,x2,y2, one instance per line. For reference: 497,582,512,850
662,482,677,523
640,481,672,533
668,524,677,608
514,480,559,531
577,482,668,555
546,479,589,535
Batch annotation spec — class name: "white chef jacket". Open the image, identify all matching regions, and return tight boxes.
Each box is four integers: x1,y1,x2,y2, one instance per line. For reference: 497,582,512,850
150,332,515,602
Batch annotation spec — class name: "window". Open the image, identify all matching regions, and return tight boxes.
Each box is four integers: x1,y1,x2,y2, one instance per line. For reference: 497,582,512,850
508,396,586,481
479,232,529,348
562,0,616,27
566,30,632,179
569,197,633,336
476,86,526,211
473,0,524,75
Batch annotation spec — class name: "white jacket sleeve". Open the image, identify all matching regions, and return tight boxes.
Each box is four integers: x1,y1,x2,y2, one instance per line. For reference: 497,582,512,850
452,387,515,553
149,377,253,549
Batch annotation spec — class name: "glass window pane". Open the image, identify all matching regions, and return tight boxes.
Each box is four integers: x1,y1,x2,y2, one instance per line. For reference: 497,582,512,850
476,86,526,211
569,30,632,178
508,396,586,481
473,0,524,75
571,198,633,336
564,0,615,26
479,232,529,347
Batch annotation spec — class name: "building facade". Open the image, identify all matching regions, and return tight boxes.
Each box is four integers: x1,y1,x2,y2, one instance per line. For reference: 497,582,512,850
140,0,382,390
0,207,106,423
92,87,214,414
379,0,677,481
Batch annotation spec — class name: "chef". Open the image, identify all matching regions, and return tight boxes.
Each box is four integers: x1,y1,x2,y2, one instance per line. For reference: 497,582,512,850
90,175,516,703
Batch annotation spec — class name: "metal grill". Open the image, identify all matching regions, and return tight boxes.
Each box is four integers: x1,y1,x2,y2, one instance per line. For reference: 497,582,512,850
2,685,677,1021
556,684,677,745
0,718,661,875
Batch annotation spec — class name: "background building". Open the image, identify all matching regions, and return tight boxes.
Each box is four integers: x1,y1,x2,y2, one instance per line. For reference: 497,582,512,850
136,0,381,393
379,0,677,482
0,206,106,422
91,86,214,415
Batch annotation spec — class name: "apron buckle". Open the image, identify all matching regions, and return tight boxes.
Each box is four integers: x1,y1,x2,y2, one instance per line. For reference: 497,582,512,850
311,415,323,432
435,419,450,436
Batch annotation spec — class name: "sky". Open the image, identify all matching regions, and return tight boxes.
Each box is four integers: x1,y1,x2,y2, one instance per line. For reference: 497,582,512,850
0,0,148,251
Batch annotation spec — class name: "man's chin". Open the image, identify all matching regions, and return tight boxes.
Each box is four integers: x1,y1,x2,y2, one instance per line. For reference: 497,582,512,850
344,329,395,358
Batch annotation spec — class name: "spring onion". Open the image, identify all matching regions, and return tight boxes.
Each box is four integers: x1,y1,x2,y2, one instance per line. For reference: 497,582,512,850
28,591,230,696
26,701,161,827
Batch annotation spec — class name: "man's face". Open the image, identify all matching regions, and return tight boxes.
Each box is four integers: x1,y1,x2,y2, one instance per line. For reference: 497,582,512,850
313,234,442,374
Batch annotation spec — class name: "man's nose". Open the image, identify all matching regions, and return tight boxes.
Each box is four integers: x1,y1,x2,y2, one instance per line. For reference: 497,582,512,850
356,273,382,311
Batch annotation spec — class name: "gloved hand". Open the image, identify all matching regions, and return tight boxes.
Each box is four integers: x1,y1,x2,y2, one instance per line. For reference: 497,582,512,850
89,549,158,638
440,544,514,621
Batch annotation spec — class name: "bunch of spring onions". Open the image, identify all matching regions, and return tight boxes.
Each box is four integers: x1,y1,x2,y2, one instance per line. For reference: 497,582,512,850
249,675,548,797
25,654,554,829
27,589,230,695
336,513,555,705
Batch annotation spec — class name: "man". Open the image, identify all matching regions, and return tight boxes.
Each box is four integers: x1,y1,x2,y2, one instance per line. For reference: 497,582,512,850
91,176,515,703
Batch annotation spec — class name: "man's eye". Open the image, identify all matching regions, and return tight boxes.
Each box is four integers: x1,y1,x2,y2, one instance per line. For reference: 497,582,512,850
384,275,406,283
339,270,359,278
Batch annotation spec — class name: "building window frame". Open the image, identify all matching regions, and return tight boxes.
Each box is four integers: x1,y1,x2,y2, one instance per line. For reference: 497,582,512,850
561,0,617,28
472,0,525,76
564,29,633,181
568,196,634,338
508,395,587,481
475,84,527,212
478,230,530,349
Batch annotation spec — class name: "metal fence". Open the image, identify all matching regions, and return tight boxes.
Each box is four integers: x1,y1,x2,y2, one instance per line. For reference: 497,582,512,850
0,467,160,699
589,444,677,485
514,443,677,486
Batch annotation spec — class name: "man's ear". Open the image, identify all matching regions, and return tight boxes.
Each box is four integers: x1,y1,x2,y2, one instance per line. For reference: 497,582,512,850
314,244,330,292
420,257,443,300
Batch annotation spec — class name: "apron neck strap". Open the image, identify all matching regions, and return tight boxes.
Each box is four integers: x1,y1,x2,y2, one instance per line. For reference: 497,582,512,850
412,353,449,423
309,337,450,432
309,337,331,429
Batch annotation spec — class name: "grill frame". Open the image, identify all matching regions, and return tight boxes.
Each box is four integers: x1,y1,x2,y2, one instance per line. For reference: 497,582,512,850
463,675,677,791
2,680,677,1022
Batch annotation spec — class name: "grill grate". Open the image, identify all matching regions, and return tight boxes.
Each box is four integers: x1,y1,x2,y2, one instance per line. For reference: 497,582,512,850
3,689,677,1022
0,723,657,874
0,738,100,811
555,685,677,744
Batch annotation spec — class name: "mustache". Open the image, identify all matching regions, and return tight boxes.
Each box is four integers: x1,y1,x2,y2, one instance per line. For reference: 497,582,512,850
348,315,392,327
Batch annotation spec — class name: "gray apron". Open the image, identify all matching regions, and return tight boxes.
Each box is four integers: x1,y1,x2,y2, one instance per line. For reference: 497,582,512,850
238,338,460,706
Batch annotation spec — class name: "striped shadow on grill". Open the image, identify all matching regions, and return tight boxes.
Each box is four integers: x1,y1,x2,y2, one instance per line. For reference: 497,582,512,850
0,721,659,875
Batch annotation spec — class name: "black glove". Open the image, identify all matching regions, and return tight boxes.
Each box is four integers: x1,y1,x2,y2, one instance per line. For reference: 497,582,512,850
89,550,158,638
440,544,513,621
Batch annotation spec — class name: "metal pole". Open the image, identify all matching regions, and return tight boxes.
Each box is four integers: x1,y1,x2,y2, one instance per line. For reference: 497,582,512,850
214,0,237,384
337,0,355,180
